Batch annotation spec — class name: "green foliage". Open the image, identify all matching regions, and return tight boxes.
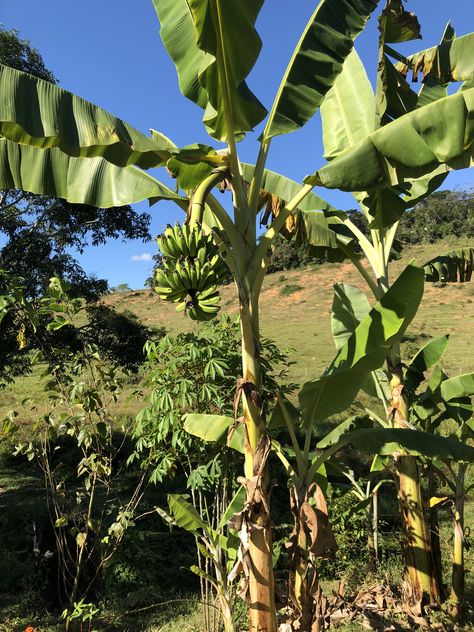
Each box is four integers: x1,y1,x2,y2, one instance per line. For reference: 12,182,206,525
300,263,424,426
397,189,474,244
267,234,313,274
2,277,150,616
279,283,303,297
423,247,473,284
132,315,292,483
86,305,164,371
0,273,157,384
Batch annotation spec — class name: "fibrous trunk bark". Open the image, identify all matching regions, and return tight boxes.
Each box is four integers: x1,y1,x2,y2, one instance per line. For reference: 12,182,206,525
427,466,444,600
239,293,276,632
389,368,439,609
450,463,467,613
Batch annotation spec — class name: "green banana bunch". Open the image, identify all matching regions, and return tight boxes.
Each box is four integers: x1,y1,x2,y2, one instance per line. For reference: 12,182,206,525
153,222,226,321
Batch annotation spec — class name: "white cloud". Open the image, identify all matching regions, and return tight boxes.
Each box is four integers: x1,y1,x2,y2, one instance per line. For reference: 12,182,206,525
131,253,153,262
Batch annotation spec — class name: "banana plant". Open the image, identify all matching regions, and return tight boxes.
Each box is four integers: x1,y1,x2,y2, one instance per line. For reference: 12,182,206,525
293,1,474,611
1,0,474,628
423,247,474,283
406,339,474,613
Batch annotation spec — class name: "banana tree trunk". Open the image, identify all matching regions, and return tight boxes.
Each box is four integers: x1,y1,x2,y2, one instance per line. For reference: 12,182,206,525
450,463,467,612
389,368,439,608
366,500,377,570
427,465,444,600
294,524,313,630
239,290,277,632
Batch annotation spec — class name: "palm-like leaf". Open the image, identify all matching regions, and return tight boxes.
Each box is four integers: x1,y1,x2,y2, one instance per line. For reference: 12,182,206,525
153,0,266,141
299,263,424,426
320,49,375,161
394,29,474,87
0,138,184,207
0,63,174,169
241,164,333,213
265,0,379,139
307,87,474,192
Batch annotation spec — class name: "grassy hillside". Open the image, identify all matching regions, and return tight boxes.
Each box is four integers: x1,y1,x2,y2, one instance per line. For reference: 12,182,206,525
1,239,473,417
105,238,474,382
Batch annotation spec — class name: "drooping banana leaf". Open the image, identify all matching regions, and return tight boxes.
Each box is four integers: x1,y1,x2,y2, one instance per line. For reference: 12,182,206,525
422,247,474,283
299,263,424,426
0,63,174,169
307,87,474,192
292,210,358,262
414,23,455,109
264,0,379,139
0,138,185,208
317,427,474,463
381,0,421,45
394,29,474,87
154,0,266,141
241,164,333,213
183,413,244,453
241,164,354,260
376,0,421,123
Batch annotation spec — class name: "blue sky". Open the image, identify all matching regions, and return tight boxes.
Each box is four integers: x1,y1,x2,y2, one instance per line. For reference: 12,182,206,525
2,1,473,288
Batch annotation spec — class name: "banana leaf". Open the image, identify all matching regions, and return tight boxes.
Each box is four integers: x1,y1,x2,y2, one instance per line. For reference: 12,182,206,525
167,494,206,533
423,247,474,283
321,427,474,462
394,30,474,86
265,0,378,139
307,87,474,192
376,0,421,122
0,63,173,169
183,413,244,453
331,283,371,351
0,138,184,208
299,263,424,426
405,335,450,392
154,0,266,141
320,49,375,161
440,373,474,402
241,164,333,213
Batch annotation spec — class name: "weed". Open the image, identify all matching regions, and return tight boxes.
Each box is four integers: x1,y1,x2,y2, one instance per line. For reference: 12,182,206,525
280,283,303,296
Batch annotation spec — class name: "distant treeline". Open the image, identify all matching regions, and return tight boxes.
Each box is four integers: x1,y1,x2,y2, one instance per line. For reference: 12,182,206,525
268,189,473,273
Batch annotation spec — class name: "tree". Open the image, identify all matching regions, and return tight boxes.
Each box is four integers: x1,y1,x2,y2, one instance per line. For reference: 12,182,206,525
398,189,474,245
1,1,473,629
0,28,152,300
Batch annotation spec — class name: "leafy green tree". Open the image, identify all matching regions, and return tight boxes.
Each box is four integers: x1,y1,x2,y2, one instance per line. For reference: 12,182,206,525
1,277,151,627
398,189,474,245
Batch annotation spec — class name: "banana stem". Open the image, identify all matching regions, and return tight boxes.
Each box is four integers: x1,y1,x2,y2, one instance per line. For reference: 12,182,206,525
451,462,467,610
190,168,229,225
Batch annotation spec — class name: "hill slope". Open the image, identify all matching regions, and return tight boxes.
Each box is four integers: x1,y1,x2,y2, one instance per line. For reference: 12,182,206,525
0,239,472,417
104,239,474,387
